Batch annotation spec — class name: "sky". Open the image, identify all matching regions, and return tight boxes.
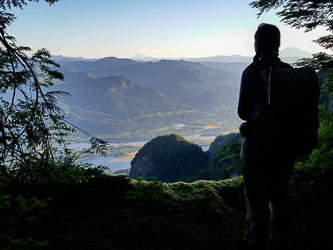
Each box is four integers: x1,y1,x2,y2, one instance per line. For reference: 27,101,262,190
6,0,331,59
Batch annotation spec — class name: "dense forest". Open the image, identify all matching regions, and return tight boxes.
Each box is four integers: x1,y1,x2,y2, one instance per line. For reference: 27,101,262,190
130,134,210,182
129,133,242,183
1,0,333,249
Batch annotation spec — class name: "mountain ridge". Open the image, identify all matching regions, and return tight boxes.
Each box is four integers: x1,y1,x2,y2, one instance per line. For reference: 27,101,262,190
54,47,313,64
50,52,264,139
56,58,240,109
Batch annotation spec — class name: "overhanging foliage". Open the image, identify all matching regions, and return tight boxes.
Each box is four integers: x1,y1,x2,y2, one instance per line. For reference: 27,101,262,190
0,1,108,183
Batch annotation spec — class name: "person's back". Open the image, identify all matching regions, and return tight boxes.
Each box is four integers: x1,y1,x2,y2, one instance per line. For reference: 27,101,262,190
238,54,292,123
237,23,319,250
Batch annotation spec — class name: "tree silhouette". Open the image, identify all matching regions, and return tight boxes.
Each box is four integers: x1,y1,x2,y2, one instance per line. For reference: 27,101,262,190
0,0,108,182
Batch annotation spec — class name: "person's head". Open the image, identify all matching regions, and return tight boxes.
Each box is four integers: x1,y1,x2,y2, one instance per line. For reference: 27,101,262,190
254,23,280,59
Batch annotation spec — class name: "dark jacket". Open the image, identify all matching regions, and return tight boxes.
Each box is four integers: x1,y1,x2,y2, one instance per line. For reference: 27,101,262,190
238,55,292,121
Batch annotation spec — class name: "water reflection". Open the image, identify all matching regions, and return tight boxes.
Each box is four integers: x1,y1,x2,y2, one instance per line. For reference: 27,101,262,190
78,156,131,171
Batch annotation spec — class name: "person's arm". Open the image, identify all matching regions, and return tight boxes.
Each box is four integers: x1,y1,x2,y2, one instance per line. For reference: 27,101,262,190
238,68,252,121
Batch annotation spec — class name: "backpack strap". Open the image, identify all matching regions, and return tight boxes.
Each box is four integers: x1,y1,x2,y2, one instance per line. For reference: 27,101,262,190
268,66,272,106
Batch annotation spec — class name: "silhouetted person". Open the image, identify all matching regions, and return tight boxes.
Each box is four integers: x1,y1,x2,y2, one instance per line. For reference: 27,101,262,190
237,23,295,250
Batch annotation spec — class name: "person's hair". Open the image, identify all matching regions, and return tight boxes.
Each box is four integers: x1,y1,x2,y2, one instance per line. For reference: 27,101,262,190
253,23,280,62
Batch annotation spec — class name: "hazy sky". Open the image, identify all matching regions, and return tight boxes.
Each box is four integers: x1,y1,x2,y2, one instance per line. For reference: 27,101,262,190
7,0,330,59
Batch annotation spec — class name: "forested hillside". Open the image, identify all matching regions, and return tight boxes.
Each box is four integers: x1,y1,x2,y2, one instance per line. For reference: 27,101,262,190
129,134,209,182
129,133,242,182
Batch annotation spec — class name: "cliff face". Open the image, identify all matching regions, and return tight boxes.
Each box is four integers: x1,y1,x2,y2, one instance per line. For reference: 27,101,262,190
129,153,153,180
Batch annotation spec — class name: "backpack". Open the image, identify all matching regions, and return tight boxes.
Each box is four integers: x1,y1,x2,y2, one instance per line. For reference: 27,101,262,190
251,66,320,158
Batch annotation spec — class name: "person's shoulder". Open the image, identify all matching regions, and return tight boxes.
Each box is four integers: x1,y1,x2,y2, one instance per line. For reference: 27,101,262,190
276,59,293,69
242,61,258,74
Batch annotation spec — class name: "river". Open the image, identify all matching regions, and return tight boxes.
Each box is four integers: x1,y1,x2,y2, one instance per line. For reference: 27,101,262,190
68,134,218,171
67,142,136,171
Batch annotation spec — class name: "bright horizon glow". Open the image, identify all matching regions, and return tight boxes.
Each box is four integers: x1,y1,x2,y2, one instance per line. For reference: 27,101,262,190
6,0,331,59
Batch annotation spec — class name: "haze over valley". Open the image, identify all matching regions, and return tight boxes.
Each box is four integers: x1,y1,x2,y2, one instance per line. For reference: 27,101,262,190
51,47,312,171
54,47,310,138
54,55,243,141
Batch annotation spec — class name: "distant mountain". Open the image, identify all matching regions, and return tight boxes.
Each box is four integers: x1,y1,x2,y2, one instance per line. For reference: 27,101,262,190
131,53,157,61
186,47,312,64
51,56,243,139
186,55,253,63
54,46,311,65
55,75,205,136
279,47,312,58
52,55,98,62
191,47,314,73
47,48,313,139
58,75,193,117
182,91,227,112
57,65,104,84
196,62,248,75
57,58,240,109
61,57,140,74
178,60,240,88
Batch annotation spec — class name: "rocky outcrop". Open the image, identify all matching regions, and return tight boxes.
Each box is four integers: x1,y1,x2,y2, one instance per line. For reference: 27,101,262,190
129,153,154,180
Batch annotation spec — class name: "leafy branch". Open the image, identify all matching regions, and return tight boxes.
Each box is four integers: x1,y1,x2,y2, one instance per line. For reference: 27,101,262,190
0,8,108,183
0,0,61,10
